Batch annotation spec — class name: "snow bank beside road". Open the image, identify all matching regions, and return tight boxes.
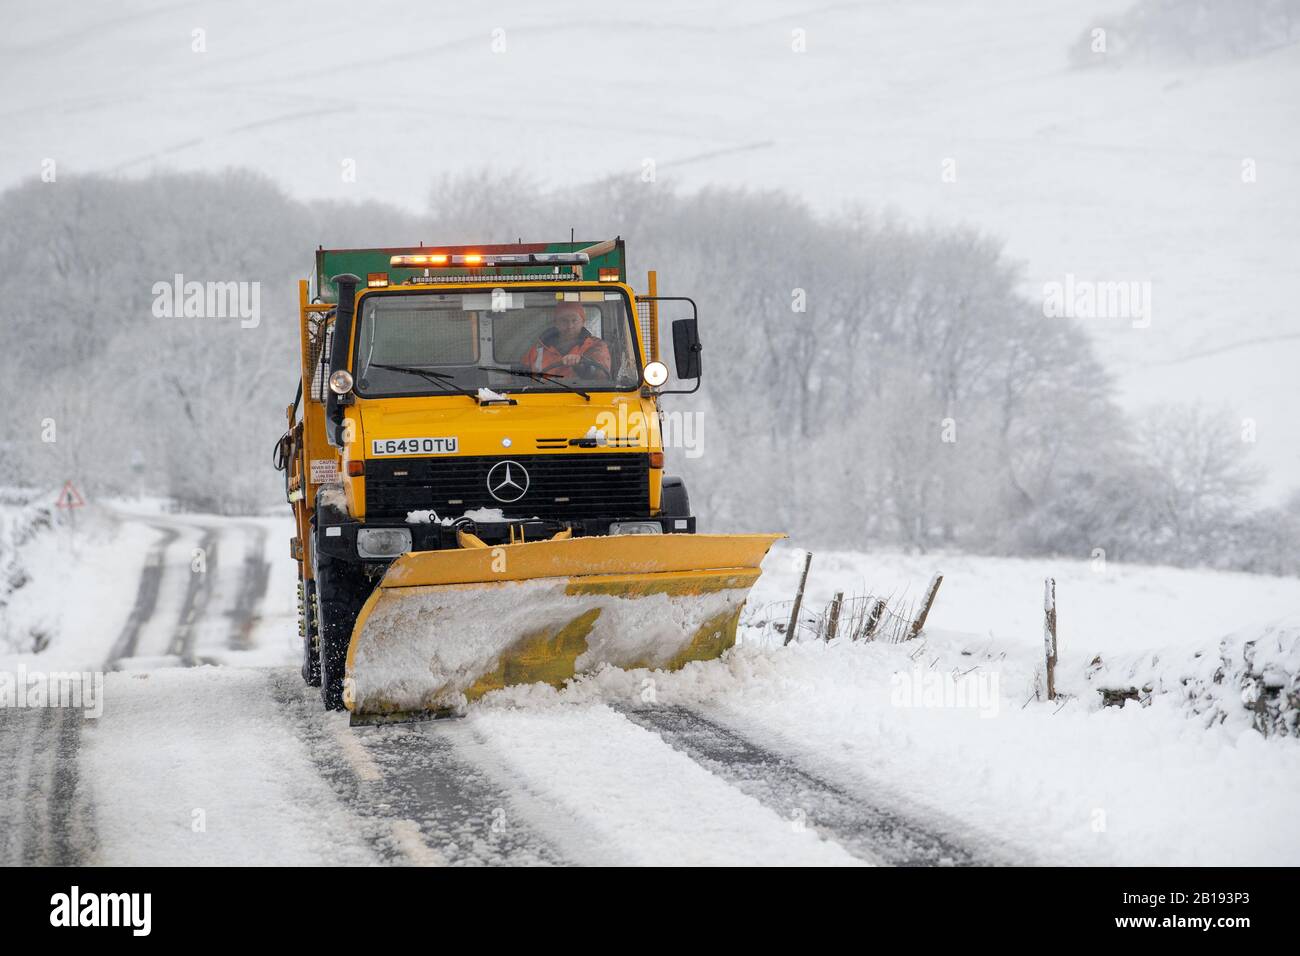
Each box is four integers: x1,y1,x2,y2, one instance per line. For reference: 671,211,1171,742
0,494,155,670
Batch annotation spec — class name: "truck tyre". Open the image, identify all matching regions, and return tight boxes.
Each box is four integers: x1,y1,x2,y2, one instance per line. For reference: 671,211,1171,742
314,555,370,711
662,476,691,521
299,575,322,687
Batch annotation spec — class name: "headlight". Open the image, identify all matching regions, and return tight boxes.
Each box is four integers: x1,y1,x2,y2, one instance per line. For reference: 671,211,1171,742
356,527,412,559
609,521,662,536
329,370,354,394
642,361,669,387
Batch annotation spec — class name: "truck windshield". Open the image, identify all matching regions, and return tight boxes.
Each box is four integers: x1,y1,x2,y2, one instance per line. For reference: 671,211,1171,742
353,288,642,397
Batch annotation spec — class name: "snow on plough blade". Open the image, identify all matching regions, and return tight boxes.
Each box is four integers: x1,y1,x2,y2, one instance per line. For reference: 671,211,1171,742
344,533,783,724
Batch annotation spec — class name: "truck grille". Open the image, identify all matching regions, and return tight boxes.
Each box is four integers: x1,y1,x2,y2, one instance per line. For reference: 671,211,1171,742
365,453,650,521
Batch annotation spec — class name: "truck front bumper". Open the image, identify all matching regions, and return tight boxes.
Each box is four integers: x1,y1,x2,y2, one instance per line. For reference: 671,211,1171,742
315,514,697,564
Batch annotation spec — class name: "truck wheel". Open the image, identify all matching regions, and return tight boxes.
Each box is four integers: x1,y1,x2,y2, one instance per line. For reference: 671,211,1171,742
299,576,321,687
314,556,369,711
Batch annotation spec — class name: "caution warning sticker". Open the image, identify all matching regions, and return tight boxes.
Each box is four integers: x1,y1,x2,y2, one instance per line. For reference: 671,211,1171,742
310,459,339,484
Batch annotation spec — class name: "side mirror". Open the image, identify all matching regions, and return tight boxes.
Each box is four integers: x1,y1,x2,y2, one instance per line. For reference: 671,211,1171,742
671,318,702,380
638,295,700,395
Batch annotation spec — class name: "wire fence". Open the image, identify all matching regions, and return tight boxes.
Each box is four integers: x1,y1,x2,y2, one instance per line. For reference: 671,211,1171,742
750,591,920,645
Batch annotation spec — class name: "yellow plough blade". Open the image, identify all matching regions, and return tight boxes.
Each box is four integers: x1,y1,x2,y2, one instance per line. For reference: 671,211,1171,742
344,533,782,723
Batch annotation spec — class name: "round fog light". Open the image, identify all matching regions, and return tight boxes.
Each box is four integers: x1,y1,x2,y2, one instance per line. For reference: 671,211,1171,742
642,361,669,387
329,370,354,394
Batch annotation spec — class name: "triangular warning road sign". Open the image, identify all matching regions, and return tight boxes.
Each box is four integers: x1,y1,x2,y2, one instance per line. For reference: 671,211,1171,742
55,480,85,509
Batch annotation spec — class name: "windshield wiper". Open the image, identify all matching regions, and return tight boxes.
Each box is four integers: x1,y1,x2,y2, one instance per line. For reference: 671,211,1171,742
365,363,477,399
479,365,591,401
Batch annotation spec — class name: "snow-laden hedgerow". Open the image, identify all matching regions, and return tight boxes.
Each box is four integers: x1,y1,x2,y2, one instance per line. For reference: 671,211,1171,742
1087,618,1300,738
0,491,56,654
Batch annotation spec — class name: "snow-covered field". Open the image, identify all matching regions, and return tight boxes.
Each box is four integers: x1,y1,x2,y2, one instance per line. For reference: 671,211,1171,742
2,497,1296,865
5,0,1297,494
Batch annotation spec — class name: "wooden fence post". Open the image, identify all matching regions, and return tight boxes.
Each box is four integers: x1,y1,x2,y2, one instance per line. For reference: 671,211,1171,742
908,573,944,640
825,592,844,642
1044,577,1057,701
783,551,813,646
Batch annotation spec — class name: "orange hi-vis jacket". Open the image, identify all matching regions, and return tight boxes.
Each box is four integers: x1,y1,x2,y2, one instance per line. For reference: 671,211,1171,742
522,328,612,380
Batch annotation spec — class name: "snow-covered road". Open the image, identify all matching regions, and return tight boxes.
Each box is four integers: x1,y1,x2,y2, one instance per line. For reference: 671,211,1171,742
0,504,1003,866
2,502,1297,866
10,667,995,866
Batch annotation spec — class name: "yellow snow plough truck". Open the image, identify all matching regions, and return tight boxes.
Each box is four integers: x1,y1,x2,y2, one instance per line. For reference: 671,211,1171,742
274,239,782,723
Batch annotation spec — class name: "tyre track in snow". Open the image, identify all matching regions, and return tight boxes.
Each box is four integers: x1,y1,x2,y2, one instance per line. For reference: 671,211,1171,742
614,703,990,866
227,524,269,651
106,517,225,669
106,526,178,665
43,707,96,865
166,529,218,666
2,707,96,865
353,721,567,866
268,671,565,866
0,707,47,864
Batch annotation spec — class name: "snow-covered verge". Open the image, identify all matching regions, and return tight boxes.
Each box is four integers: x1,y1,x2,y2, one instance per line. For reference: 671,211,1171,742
0,491,156,670
475,544,1300,865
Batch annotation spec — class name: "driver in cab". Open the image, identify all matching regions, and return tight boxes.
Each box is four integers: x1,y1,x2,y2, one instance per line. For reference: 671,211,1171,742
522,301,612,380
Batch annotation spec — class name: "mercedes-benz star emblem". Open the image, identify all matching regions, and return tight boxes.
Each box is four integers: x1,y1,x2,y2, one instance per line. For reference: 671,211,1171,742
486,460,529,503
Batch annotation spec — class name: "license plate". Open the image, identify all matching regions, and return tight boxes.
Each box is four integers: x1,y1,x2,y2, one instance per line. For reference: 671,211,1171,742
371,437,458,456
